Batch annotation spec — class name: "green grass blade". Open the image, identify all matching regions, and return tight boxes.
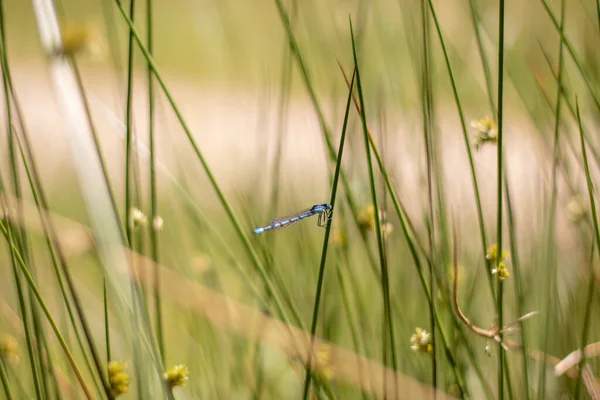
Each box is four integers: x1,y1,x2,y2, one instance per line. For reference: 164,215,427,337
266,1,296,227
4,234,44,399
0,359,14,400
538,1,566,397
537,44,600,178
503,170,531,399
0,12,45,399
0,221,94,399
540,0,600,113
419,0,437,390
350,18,398,387
145,0,165,365
8,129,107,399
496,0,507,395
425,0,494,301
469,0,521,394
104,278,111,365
468,0,496,114
124,0,136,247
301,61,355,399
574,101,598,400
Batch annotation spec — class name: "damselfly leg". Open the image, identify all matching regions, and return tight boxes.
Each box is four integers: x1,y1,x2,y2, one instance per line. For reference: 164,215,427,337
317,208,333,227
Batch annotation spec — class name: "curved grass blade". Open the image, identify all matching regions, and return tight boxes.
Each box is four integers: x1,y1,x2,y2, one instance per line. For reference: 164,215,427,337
350,19,398,396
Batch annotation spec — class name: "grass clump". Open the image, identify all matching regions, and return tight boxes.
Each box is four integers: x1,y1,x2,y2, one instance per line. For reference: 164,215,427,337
1,0,600,399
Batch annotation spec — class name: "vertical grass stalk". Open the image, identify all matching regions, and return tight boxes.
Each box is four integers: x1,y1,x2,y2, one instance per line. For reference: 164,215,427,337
538,0,566,397
495,0,507,396
425,0,494,300
351,19,398,389
104,278,111,364
574,102,598,399
8,122,107,399
124,0,136,246
146,0,165,364
503,171,530,399
419,0,437,389
0,6,45,397
301,67,355,400
539,0,600,113
0,359,13,400
0,221,94,399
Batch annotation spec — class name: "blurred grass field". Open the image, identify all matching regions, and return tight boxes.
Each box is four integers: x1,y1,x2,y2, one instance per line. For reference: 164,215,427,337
1,0,600,399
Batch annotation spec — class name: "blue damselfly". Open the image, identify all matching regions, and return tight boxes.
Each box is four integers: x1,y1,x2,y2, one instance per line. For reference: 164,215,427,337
253,203,333,235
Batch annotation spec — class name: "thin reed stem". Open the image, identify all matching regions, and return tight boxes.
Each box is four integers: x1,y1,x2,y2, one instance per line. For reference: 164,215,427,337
419,0,437,390
124,0,136,247
496,0,507,395
539,1,566,397
0,220,94,399
540,0,600,113
301,63,355,399
104,278,111,364
574,101,598,400
351,20,398,394
0,359,13,400
503,170,531,399
425,0,494,300
146,0,165,364
0,7,45,400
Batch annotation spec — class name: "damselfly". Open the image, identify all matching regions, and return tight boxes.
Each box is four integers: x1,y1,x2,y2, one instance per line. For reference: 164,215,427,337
253,203,333,235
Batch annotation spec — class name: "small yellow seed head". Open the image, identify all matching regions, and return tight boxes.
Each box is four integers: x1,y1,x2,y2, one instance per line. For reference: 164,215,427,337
330,228,347,249
471,116,498,150
153,216,164,232
314,345,335,380
108,361,129,397
358,204,377,232
410,328,433,354
130,208,148,229
164,364,189,388
492,262,511,280
487,244,511,281
358,204,392,237
58,22,106,58
382,222,394,238
566,195,587,223
0,336,20,364
486,244,509,263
